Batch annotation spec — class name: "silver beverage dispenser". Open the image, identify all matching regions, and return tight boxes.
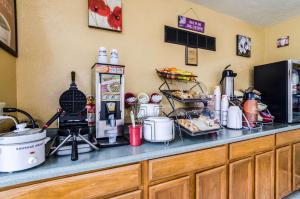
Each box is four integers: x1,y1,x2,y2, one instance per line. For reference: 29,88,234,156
91,63,128,147
220,65,237,98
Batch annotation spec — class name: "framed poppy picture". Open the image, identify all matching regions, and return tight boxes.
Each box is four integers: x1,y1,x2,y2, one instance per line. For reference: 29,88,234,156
88,0,122,32
0,0,18,57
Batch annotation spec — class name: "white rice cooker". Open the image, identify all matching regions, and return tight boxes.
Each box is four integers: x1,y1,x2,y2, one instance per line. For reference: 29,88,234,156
143,117,175,142
0,124,49,172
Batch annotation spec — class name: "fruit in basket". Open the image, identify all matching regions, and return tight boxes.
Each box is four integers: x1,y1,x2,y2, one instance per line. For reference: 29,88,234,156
158,68,196,80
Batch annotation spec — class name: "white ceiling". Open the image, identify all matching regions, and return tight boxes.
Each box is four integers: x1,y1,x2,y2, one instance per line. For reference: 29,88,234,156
190,0,300,26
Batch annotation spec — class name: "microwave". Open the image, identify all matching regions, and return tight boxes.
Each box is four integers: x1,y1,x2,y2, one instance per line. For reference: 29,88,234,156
254,60,300,123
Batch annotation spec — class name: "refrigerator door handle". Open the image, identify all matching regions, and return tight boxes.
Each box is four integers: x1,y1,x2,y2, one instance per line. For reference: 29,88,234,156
287,64,293,123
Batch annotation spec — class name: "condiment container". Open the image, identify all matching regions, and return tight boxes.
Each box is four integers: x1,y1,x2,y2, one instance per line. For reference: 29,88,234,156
129,125,142,146
221,95,229,126
98,47,108,64
214,86,221,122
138,103,161,118
227,106,243,129
110,49,119,65
143,117,174,142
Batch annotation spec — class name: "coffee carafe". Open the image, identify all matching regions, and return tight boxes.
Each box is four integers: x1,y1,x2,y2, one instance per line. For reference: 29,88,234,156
243,92,260,128
220,65,237,98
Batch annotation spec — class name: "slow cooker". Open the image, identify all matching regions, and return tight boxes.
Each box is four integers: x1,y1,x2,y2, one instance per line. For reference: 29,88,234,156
0,125,49,172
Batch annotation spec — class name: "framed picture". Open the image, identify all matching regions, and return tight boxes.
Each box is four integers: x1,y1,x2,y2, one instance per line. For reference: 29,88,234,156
277,36,289,48
236,35,251,58
0,0,18,57
185,46,198,66
88,0,122,32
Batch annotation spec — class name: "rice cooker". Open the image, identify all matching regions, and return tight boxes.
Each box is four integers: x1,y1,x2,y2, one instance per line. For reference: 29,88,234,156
0,124,50,172
143,117,175,142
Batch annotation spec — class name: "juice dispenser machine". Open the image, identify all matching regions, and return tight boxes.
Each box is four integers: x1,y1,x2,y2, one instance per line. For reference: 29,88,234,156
92,63,128,147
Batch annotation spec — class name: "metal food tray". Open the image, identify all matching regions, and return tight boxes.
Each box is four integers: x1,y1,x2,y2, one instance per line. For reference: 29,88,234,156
161,90,211,103
156,70,197,80
175,121,222,137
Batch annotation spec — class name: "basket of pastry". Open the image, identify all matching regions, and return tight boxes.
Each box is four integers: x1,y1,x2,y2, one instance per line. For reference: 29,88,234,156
161,90,210,102
177,115,221,136
156,68,197,81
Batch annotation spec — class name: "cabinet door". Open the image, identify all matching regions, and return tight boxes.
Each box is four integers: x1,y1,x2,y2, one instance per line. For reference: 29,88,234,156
255,151,274,199
149,176,189,199
196,166,227,199
276,146,292,199
110,190,141,199
229,157,253,199
0,164,141,199
293,143,300,191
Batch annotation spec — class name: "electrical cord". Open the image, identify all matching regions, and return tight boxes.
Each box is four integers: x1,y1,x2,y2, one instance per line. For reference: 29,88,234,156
3,108,36,128
0,116,18,126
3,114,19,123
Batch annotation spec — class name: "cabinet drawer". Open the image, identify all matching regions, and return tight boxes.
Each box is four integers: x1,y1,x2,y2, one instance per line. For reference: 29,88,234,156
229,135,274,160
276,129,300,146
0,164,141,199
149,146,227,182
110,190,141,199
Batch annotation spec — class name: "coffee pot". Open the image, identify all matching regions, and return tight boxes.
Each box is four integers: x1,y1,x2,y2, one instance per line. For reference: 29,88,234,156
243,92,261,128
220,65,237,98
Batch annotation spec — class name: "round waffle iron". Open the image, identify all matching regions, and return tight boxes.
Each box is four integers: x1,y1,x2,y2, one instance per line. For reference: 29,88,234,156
43,71,98,161
59,71,86,114
42,71,87,131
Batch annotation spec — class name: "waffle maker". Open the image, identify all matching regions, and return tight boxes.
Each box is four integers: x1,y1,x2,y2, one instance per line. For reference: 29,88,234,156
43,71,99,161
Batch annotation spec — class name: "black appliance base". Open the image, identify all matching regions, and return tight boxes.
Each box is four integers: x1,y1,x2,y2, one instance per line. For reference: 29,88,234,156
97,136,129,148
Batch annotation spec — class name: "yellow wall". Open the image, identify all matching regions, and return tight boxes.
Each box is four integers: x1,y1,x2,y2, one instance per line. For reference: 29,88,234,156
16,0,265,123
264,15,300,62
0,50,16,132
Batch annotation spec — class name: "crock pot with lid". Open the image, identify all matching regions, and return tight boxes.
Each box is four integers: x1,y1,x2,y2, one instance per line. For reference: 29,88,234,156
0,127,49,172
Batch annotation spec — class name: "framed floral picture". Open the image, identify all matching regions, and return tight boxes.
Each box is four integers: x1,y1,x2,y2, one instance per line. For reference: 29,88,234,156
277,36,289,48
0,0,18,57
236,35,251,58
88,0,122,32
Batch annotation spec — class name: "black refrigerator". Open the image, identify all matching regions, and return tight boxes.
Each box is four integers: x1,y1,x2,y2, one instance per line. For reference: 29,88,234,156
254,60,300,123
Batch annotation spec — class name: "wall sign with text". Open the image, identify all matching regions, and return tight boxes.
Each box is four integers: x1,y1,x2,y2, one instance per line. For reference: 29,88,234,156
178,16,205,33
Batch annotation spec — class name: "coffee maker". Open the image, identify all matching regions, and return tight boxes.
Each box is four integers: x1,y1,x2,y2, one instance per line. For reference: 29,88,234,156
220,65,237,99
91,63,128,147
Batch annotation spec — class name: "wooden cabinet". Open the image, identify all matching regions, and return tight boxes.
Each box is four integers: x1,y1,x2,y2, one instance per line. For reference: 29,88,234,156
3,129,300,199
276,129,300,147
148,146,227,182
196,166,227,199
229,135,274,160
0,164,141,199
255,151,274,199
293,142,300,191
276,146,292,199
110,190,141,199
149,176,190,199
229,157,253,199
